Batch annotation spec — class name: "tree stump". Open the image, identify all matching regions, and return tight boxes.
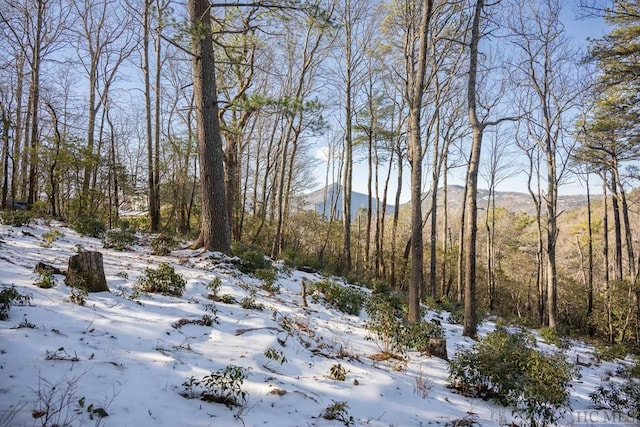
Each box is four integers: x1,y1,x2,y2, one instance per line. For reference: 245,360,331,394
427,338,448,361
65,251,109,292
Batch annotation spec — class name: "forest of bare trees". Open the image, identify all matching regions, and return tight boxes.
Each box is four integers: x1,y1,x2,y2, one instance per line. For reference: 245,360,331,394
1,0,639,347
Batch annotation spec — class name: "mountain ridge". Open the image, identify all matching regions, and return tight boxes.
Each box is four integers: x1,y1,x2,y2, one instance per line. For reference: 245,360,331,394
302,184,590,217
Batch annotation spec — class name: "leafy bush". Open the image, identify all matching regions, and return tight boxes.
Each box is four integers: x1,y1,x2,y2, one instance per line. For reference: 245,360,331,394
136,263,186,297
0,285,31,320
595,343,629,361
329,363,347,381
280,247,323,272
311,280,365,316
0,209,32,226
102,229,137,251
150,234,179,255
369,279,391,295
206,277,222,295
590,378,640,419
617,359,640,379
322,400,354,426
539,326,570,350
35,271,56,289
205,278,237,304
232,242,271,274
448,327,577,426
365,292,442,355
264,347,287,366
181,365,249,408
255,268,279,294
41,228,64,248
240,290,264,310
425,296,465,324
68,288,88,306
71,217,106,237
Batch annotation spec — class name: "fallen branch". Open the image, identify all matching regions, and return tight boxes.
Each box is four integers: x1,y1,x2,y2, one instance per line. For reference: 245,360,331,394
234,326,282,336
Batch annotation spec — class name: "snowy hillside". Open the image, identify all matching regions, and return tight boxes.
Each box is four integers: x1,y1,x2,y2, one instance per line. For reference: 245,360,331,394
0,220,636,426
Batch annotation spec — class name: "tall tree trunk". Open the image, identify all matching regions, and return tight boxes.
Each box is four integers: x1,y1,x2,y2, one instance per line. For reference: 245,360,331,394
462,0,484,338
544,139,559,329
26,0,45,208
407,0,433,323
45,102,61,216
612,160,635,278
1,103,10,207
153,0,163,231
390,134,403,289
11,55,25,205
585,175,594,335
602,174,613,342
342,0,354,273
428,110,440,299
143,0,159,231
189,0,231,254
610,175,623,282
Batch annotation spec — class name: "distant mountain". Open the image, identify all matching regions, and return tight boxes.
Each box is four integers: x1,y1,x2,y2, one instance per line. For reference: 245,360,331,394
302,183,396,219
441,185,589,215
302,184,589,219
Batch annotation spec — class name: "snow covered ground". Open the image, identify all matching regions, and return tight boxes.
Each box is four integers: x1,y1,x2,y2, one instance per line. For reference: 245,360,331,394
0,219,636,426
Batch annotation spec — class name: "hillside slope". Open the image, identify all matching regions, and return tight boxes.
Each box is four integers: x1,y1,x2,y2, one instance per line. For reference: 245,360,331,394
0,220,633,427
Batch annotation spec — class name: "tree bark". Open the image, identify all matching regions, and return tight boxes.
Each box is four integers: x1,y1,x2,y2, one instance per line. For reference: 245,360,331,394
407,0,433,323
189,0,231,254
65,251,109,293
143,0,159,231
462,0,484,338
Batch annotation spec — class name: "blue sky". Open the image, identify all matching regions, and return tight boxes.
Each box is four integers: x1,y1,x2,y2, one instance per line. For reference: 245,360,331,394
312,0,611,202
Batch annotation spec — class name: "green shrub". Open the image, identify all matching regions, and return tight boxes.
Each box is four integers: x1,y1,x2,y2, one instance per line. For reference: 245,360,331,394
0,209,32,227
590,378,640,419
539,326,570,350
595,343,629,361
232,242,271,274
0,285,31,320
255,268,279,293
264,347,287,366
365,292,442,355
240,290,264,310
206,277,222,295
322,400,354,426
619,359,640,379
136,263,186,296
41,228,64,248
35,271,56,289
150,234,179,255
119,216,150,232
71,217,106,237
181,365,249,408
311,280,364,316
280,247,323,271
369,279,391,294
448,327,577,426
68,288,88,306
425,296,465,324
102,229,137,251
329,363,346,381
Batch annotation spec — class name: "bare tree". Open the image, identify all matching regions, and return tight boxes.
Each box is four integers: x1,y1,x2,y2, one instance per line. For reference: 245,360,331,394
405,0,434,322
0,0,71,207
508,0,581,329
72,0,135,215
480,128,516,310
